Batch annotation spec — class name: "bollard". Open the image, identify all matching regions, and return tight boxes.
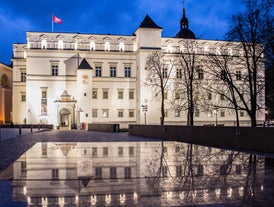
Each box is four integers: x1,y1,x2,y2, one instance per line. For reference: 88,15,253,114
31,124,33,133
19,125,22,135
38,124,40,131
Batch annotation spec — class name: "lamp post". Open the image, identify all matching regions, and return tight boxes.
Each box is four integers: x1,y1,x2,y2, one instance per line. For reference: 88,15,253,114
213,107,218,126
141,105,148,125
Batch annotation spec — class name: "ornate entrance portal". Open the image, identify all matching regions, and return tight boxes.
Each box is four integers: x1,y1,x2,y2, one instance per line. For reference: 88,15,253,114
60,108,71,129
54,90,77,130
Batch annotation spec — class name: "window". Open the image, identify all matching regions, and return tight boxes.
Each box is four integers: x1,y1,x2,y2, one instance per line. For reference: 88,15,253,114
52,169,59,180
164,110,168,118
175,110,181,117
58,40,63,49
92,109,98,118
51,64,58,76
197,165,203,176
95,167,102,179
195,110,200,117
92,148,97,157
118,90,123,99
110,167,117,179
90,41,95,51
208,92,212,100
162,166,168,177
95,66,102,77
176,68,182,79
197,67,204,80
41,39,47,49
175,92,180,100
163,68,168,78
21,161,27,174
125,66,131,77
21,93,26,102
236,71,241,81
129,90,134,99
102,109,109,118
235,165,241,174
110,66,116,77
176,166,182,177
164,91,168,100
1,74,9,88
85,113,88,117
220,70,226,80
119,42,125,51
129,109,134,118
21,71,26,82
118,110,124,118
240,111,245,117
118,147,123,156
220,110,225,117
41,88,47,115
175,146,180,153
41,143,47,157
220,94,225,100
105,42,110,51
129,147,134,156
103,147,108,157
124,167,131,179
164,146,168,154
103,90,108,99
92,89,98,99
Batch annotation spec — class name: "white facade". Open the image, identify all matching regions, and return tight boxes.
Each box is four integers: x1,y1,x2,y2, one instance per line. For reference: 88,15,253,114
12,15,264,128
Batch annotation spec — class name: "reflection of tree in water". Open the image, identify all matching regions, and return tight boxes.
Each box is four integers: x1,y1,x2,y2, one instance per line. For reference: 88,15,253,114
143,141,265,205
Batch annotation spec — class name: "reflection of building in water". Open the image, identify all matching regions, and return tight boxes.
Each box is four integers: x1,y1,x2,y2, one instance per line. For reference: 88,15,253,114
11,141,265,206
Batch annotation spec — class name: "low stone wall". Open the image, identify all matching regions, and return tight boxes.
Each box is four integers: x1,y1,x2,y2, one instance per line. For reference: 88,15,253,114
0,124,54,129
88,124,120,133
129,125,274,154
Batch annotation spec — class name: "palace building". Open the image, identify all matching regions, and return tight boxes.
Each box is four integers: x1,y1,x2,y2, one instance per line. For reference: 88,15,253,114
0,62,12,124
12,8,264,128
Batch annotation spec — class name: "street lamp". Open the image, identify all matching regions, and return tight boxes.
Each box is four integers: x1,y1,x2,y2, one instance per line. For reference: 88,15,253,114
213,107,218,126
141,105,148,125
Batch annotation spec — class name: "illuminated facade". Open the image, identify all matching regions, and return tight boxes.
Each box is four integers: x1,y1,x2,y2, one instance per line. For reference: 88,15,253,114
12,11,264,128
0,62,12,124
11,141,265,206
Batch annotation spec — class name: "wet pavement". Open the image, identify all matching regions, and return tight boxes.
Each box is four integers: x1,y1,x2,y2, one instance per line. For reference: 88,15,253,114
0,129,274,207
0,129,161,173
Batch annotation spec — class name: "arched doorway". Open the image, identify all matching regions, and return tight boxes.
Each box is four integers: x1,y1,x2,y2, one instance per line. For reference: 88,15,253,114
60,108,71,129
1,74,9,88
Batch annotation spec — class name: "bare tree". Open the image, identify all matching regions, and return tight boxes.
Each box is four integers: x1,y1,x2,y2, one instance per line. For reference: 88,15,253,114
205,44,246,126
171,40,204,126
145,51,175,125
226,0,270,126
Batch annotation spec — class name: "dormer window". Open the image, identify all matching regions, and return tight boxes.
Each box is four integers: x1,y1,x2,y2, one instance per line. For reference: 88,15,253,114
105,42,110,51
90,41,95,51
119,42,125,51
41,39,47,49
58,40,63,49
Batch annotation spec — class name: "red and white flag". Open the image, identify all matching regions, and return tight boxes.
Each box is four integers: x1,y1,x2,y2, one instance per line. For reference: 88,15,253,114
52,15,62,24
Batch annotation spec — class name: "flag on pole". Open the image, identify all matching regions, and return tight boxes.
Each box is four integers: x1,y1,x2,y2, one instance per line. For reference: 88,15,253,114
52,15,62,24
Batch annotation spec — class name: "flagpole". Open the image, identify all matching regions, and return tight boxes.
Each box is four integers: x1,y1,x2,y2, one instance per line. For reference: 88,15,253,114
52,14,54,32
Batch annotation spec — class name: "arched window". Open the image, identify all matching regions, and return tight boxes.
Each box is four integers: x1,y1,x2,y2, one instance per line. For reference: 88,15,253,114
1,74,9,88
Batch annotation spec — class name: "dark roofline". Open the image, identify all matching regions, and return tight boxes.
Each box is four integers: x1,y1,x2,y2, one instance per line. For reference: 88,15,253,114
78,58,93,70
138,15,162,29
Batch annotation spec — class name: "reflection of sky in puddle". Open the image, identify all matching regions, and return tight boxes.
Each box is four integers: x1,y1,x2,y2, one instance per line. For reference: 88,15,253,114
0,141,273,206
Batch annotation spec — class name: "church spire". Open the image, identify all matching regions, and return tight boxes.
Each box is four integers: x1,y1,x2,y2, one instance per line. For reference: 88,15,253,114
175,1,196,39
180,3,189,30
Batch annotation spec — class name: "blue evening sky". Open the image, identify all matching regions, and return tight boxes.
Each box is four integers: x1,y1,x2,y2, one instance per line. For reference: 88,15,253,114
0,0,245,65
